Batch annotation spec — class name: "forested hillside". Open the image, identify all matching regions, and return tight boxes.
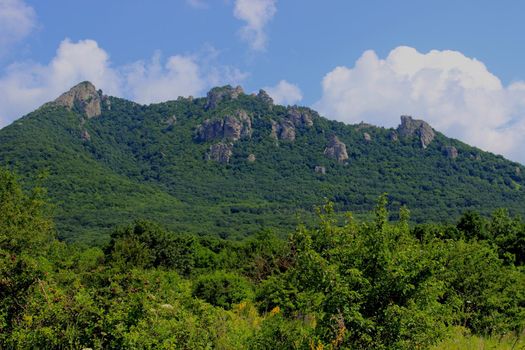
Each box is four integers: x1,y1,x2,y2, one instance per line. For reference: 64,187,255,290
0,81,524,243
1,168,524,349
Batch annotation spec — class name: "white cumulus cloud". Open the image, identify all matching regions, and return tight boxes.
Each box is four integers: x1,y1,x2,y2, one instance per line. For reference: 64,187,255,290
264,80,302,105
233,0,277,51
0,39,120,127
0,39,248,128
315,46,525,163
0,0,36,52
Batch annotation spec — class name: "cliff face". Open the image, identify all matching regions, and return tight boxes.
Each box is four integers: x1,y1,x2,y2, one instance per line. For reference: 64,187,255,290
397,115,435,149
54,81,102,118
196,110,252,142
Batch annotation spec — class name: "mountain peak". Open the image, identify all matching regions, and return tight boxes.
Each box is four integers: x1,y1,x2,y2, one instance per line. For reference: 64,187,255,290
54,81,102,118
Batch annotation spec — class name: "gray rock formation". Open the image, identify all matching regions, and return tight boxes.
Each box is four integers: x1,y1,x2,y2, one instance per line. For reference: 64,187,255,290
287,107,313,128
270,107,313,142
165,115,177,127
314,165,326,174
444,146,458,159
389,130,399,142
247,154,256,162
363,132,372,142
205,85,244,110
271,120,296,141
257,89,273,105
324,135,349,162
205,142,233,164
54,81,102,118
397,115,435,148
196,110,252,142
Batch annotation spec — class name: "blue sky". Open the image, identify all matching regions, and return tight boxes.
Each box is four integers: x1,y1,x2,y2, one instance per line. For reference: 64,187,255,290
2,0,525,163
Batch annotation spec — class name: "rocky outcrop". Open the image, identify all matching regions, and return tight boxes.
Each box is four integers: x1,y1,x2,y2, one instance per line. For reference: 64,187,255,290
363,132,372,142
55,81,102,118
257,89,273,105
397,115,435,149
205,85,244,110
270,107,314,142
247,154,256,162
196,110,252,142
389,131,399,142
286,107,313,128
271,120,296,141
324,135,349,162
205,142,233,164
314,166,326,174
356,122,373,130
444,146,458,159
165,115,177,127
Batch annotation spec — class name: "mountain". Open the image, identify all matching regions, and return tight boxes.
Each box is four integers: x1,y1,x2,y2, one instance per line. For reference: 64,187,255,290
1,81,524,243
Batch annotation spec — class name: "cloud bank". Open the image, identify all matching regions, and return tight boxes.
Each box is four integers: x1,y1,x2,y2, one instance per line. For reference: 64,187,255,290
315,46,525,163
264,80,302,105
0,0,36,52
233,0,277,51
0,39,248,127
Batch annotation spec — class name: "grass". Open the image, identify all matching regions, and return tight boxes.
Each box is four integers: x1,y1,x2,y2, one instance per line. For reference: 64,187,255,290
432,327,525,350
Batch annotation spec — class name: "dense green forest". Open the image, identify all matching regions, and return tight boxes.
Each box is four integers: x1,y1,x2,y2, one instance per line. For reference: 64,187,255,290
1,82,525,244
2,167,524,349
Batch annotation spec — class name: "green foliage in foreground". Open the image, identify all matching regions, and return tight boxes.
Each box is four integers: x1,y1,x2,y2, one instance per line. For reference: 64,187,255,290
1,168,525,349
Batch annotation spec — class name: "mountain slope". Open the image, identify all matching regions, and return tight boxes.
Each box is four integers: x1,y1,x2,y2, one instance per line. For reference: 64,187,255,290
1,82,524,243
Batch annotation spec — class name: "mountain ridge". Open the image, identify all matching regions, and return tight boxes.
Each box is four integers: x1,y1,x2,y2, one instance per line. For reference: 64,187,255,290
1,81,524,243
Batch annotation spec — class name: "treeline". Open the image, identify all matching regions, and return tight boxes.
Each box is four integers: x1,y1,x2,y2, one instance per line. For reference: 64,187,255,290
1,168,524,349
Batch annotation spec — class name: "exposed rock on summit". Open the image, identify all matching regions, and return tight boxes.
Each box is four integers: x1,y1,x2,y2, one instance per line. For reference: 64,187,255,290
196,110,252,142
397,115,435,149
54,81,102,118
257,89,273,105
205,142,233,164
205,85,244,110
324,135,349,162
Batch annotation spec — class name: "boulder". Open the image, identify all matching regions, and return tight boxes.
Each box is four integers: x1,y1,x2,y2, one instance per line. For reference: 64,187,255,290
54,81,102,118
389,130,399,142
324,135,349,162
247,154,256,162
314,165,326,174
397,115,435,148
363,132,372,142
205,142,233,164
444,146,458,159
